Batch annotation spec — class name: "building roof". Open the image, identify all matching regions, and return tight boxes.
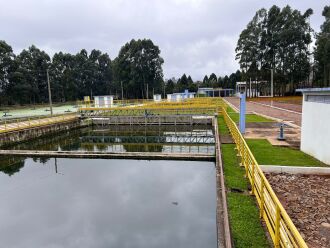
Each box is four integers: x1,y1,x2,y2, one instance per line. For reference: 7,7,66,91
296,88,330,93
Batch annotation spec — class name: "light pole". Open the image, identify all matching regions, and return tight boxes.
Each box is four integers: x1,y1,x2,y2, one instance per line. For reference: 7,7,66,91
270,68,274,97
265,68,274,97
46,69,53,115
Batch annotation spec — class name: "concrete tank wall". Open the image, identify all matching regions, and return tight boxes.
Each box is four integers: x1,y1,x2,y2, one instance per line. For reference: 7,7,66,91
301,95,330,164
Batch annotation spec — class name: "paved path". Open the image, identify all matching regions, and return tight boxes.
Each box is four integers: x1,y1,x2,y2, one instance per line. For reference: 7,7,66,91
224,97,302,127
250,100,302,113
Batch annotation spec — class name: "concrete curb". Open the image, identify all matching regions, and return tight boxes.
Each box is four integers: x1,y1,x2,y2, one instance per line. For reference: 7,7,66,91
260,165,330,175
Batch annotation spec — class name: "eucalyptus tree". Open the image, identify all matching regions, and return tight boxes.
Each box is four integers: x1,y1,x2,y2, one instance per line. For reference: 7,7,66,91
314,6,330,86
9,45,50,104
236,5,313,95
113,39,164,99
0,41,16,104
50,52,76,102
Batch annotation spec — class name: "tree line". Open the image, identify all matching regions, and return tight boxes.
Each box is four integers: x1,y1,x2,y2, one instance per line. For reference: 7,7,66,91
0,4,329,105
235,4,330,96
0,39,165,105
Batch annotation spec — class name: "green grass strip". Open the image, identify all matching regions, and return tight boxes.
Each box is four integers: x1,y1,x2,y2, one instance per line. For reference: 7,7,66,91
221,144,248,190
217,115,230,135
227,192,270,248
221,144,270,247
246,139,327,167
228,113,273,123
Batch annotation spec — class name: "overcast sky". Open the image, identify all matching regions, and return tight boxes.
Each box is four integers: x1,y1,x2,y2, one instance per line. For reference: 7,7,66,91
0,0,328,80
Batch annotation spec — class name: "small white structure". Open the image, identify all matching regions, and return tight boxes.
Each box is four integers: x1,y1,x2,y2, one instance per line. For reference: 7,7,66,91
167,90,195,102
153,94,162,102
94,95,114,108
297,88,330,164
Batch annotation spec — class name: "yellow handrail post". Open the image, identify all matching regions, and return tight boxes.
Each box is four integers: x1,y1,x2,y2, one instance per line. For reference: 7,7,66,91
251,162,255,195
260,178,265,219
219,99,308,248
275,204,281,247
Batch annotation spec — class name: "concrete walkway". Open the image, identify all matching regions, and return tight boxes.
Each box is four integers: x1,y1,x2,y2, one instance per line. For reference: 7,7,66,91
224,97,302,127
0,114,77,133
0,150,214,161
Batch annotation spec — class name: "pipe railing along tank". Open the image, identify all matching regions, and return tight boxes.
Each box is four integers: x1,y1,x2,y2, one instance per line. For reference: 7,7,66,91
0,114,78,134
221,106,307,248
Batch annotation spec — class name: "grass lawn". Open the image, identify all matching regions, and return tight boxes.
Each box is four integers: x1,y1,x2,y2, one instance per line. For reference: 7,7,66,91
221,144,270,247
246,139,327,167
227,192,270,248
217,115,230,135
226,105,236,113
228,112,273,123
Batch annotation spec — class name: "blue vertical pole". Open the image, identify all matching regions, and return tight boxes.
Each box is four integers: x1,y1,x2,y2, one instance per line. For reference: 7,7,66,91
239,93,246,134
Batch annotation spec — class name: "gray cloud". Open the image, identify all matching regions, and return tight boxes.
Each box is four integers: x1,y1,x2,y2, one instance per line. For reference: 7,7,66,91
0,0,328,80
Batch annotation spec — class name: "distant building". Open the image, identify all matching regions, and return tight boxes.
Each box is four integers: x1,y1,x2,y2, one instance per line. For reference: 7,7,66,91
297,88,330,164
153,94,162,102
167,90,195,102
236,81,269,97
94,95,114,108
197,88,234,97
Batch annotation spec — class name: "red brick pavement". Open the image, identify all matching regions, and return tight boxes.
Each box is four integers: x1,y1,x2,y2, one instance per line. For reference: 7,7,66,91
224,97,302,127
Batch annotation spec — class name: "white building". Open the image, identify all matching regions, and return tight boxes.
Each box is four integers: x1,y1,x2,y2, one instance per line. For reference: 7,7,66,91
235,81,273,97
167,90,195,102
94,95,114,108
153,94,162,102
297,88,330,164
197,88,234,97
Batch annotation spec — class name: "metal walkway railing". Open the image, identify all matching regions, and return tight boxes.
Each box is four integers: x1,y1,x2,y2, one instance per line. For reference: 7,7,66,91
221,106,307,247
0,114,78,134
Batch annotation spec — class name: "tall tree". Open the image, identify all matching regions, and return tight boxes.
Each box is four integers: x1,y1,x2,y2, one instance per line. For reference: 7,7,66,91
236,5,313,95
0,41,16,105
113,39,164,99
50,52,76,102
9,45,50,104
209,73,218,87
314,6,330,86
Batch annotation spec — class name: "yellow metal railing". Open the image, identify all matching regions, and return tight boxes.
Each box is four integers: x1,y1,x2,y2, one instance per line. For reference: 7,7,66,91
221,106,307,248
0,114,78,134
78,97,226,112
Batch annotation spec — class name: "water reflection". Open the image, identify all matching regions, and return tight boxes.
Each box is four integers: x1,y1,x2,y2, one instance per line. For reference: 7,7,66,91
8,125,215,154
0,158,217,248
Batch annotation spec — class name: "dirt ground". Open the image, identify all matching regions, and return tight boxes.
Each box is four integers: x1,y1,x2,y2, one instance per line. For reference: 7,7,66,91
265,173,330,248
245,122,301,148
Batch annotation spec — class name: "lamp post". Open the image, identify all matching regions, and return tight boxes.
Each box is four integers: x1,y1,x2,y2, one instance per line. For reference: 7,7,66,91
265,68,274,97
46,69,53,115
271,68,274,97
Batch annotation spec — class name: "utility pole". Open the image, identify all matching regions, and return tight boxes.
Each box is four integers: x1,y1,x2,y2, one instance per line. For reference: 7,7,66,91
271,69,274,97
46,69,53,116
249,77,252,98
121,81,123,100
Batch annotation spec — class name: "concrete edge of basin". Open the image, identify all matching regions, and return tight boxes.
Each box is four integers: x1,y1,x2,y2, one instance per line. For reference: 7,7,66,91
260,165,330,175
